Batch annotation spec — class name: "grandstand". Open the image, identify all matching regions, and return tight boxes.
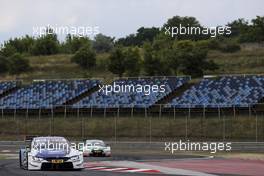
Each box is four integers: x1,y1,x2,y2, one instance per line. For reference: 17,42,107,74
1,75,264,112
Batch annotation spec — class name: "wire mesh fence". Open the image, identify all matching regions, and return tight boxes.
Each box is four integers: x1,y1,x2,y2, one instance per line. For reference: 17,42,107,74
0,104,263,142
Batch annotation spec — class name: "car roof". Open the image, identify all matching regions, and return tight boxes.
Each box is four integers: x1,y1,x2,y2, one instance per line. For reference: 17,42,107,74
33,136,67,141
85,139,104,143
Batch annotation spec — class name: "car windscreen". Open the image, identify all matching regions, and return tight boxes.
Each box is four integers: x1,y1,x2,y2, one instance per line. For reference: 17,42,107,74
86,141,106,147
32,138,70,151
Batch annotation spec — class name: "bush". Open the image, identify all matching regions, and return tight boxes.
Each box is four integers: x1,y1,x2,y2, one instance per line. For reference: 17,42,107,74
8,53,30,75
219,41,241,53
0,45,17,57
71,45,96,69
206,39,240,53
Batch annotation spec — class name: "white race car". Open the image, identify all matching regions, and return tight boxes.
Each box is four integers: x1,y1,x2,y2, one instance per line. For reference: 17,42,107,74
82,140,111,157
19,136,84,170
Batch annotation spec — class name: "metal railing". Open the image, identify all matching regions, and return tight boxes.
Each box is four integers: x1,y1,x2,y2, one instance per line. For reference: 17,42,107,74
0,103,263,142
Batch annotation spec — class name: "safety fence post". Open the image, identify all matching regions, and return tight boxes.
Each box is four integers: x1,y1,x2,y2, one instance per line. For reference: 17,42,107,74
149,115,152,144
1,107,3,119
223,107,226,141
131,105,134,118
25,107,29,136
14,108,16,120
249,104,251,118
104,106,106,118
186,105,190,140
233,105,236,118
50,106,54,136
81,106,84,140
90,107,93,118
256,113,258,142
64,105,67,119
218,106,221,120
159,104,162,118
145,107,148,118
173,107,176,120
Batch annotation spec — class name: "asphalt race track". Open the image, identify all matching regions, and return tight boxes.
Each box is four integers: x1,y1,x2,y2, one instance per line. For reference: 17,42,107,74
1,143,264,176
0,153,205,176
0,159,158,176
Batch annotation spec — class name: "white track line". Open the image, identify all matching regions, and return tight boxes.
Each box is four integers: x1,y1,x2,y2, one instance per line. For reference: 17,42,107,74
102,167,130,171
1,150,11,153
87,166,108,170
86,166,159,173
124,168,155,173
102,161,217,176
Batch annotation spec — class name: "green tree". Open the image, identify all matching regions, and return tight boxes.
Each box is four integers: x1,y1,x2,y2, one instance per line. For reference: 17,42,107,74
136,27,160,45
142,42,170,76
31,29,59,55
227,18,249,37
233,16,264,43
162,16,207,41
63,35,91,54
93,34,114,53
173,40,218,77
0,55,9,74
8,53,30,75
116,27,160,46
124,47,141,76
0,35,35,56
0,44,17,57
71,45,96,69
251,16,264,42
108,48,126,77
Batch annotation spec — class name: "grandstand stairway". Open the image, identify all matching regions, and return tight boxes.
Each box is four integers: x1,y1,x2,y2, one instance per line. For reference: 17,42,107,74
0,87,20,99
150,82,196,109
62,85,100,106
0,82,21,99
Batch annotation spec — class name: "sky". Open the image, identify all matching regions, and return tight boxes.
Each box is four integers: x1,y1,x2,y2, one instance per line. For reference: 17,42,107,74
0,0,264,44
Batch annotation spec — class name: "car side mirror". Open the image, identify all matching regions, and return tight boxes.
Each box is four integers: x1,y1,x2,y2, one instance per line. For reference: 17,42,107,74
78,145,83,151
26,146,31,152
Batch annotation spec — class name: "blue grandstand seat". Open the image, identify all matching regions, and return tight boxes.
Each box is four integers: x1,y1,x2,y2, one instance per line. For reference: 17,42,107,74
73,77,190,108
0,80,100,109
166,75,264,108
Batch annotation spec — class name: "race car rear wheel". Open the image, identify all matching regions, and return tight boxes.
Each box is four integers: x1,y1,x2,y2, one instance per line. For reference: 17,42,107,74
19,150,28,170
19,150,22,168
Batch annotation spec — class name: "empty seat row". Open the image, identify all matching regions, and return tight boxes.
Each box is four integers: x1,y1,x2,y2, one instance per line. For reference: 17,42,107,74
73,77,190,108
0,80,100,109
166,76,264,108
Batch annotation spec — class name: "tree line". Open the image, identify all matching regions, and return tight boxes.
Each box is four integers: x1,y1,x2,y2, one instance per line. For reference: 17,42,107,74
0,15,263,77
